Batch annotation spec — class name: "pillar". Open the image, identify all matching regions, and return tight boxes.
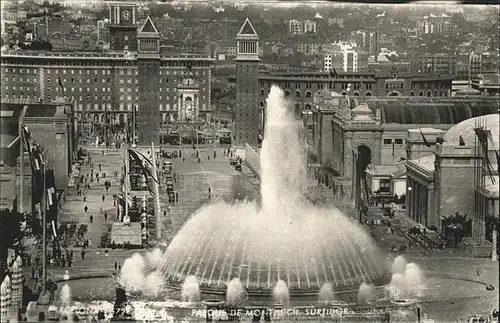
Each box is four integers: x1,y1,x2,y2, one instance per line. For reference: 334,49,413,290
0,276,11,323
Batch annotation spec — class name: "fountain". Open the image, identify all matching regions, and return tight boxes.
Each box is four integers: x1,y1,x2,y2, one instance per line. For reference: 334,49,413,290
357,283,375,304
157,86,390,298
181,276,200,302
387,257,424,300
120,253,146,293
60,284,72,306
318,283,334,304
226,278,244,305
272,280,290,305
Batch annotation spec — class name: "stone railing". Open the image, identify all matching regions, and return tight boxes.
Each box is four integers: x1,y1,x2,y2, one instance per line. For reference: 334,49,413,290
244,143,261,180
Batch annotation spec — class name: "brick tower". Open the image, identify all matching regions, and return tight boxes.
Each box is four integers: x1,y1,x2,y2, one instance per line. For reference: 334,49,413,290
136,16,161,146
235,18,260,147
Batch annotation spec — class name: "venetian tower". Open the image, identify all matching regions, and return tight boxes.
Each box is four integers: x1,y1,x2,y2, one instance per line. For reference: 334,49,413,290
235,18,260,146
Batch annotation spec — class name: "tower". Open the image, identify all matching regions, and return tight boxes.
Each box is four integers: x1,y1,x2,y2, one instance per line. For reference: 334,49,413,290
136,16,161,146
107,2,138,51
235,18,260,146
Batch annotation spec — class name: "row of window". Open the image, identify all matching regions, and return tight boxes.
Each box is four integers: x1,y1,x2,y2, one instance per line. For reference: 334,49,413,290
2,67,208,76
384,138,404,145
1,61,211,68
270,82,374,90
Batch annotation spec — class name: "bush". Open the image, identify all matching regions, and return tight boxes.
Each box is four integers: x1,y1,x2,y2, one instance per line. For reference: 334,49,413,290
100,232,110,248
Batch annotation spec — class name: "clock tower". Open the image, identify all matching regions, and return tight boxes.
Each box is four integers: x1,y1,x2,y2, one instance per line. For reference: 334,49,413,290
235,18,260,147
108,3,138,51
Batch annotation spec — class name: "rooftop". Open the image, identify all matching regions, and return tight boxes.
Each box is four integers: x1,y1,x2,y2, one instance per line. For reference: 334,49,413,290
362,97,499,125
407,154,435,173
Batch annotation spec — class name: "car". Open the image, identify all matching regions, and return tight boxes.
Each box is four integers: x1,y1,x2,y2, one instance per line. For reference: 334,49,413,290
235,163,242,171
230,156,239,166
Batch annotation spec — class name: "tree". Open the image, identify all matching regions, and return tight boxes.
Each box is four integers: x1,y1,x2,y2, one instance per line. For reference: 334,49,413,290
441,212,471,247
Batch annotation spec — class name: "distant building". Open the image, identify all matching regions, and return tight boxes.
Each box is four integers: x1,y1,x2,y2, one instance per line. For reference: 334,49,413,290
417,13,456,37
288,19,317,35
323,43,368,73
471,73,500,96
362,31,380,55
417,54,457,76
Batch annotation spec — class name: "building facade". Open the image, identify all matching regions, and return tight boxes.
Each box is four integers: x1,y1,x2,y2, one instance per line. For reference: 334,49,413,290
405,114,499,255
234,18,260,146
0,3,213,131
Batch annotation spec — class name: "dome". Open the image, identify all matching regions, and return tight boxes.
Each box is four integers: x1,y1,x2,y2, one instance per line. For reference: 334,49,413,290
443,113,500,147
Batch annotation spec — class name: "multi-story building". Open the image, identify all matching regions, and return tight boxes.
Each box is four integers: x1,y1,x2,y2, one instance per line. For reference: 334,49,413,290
0,3,214,138
416,54,457,76
288,19,317,35
322,43,368,73
97,19,110,40
417,13,455,37
362,31,380,55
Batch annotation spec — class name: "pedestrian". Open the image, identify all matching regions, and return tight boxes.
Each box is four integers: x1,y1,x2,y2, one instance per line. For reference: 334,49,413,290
97,177,100,183
83,195,87,202
99,164,102,172
89,214,93,223
104,212,108,221
100,206,103,213
81,249,86,260
61,256,66,267
214,150,216,159
175,192,179,203
104,248,108,256
102,195,105,202
84,205,88,213
105,185,109,192
163,210,167,217
114,261,118,271
118,264,121,272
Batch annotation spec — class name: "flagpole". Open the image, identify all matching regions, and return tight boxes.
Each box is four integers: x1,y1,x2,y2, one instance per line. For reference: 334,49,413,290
151,142,161,239
125,129,129,220
41,162,47,294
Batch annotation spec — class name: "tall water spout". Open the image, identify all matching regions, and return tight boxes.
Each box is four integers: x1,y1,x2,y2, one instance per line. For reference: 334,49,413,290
318,282,334,304
157,86,389,295
357,283,375,304
226,278,244,305
272,280,290,305
60,284,72,306
181,276,200,302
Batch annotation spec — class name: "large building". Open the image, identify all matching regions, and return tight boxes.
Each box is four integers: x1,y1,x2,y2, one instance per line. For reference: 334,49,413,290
0,99,74,212
306,94,499,200
0,3,214,143
405,114,499,256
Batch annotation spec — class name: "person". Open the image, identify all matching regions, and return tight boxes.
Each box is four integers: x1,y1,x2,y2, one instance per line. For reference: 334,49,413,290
476,268,480,276
213,150,216,159
114,261,118,271
163,210,167,217
61,256,66,267
175,192,179,203
81,249,86,260
104,212,108,221
84,205,88,213
104,248,108,256
105,185,109,192
89,214,93,223
99,164,102,172
102,195,105,202
118,264,121,272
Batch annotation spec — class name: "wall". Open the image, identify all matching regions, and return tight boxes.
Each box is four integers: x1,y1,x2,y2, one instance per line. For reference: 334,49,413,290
24,118,69,191
435,145,479,223
235,61,260,146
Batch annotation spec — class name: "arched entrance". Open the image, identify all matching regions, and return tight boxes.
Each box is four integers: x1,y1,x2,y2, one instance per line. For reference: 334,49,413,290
357,145,372,206
388,91,400,96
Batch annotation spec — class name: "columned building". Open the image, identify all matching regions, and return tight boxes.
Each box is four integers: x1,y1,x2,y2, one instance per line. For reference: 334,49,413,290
235,18,260,146
406,114,499,254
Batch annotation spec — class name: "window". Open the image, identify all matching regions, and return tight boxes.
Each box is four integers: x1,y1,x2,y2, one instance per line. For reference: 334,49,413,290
285,90,290,96
295,90,301,97
395,139,403,145
384,139,392,145
379,179,391,193
306,91,312,98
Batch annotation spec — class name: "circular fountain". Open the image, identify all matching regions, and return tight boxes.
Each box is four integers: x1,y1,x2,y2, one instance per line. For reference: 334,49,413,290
157,86,391,301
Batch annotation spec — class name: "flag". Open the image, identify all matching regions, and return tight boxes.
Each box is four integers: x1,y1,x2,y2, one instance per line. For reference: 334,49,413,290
58,76,65,95
51,220,58,238
420,130,432,148
128,149,160,184
474,127,488,144
21,126,43,172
